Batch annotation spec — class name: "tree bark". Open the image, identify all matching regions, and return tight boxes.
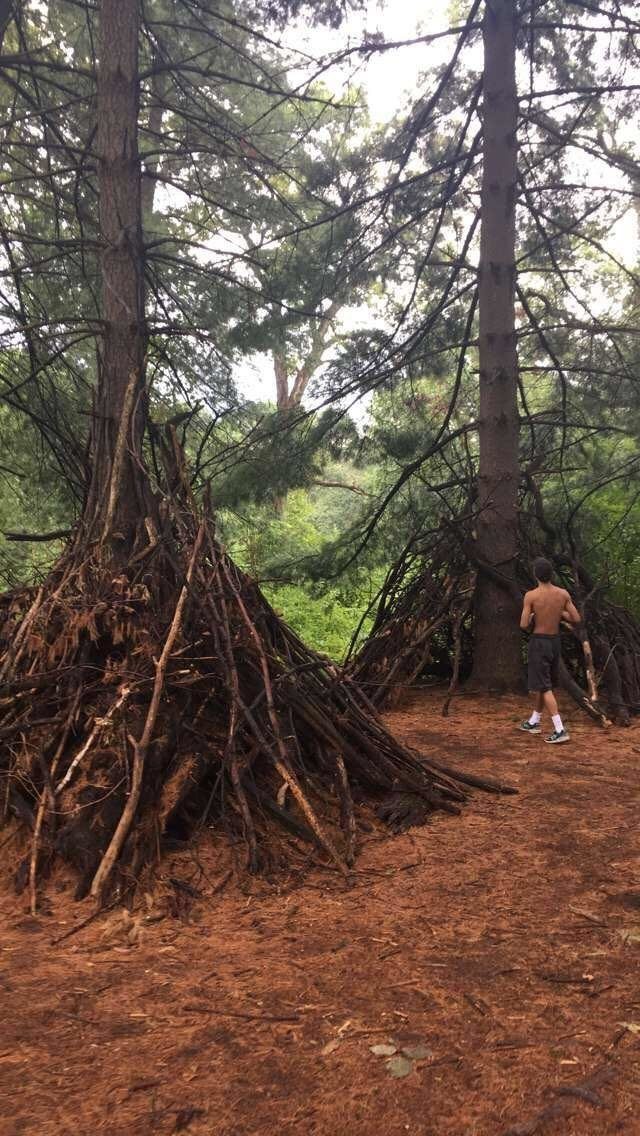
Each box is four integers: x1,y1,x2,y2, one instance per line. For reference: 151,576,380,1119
470,0,522,690
0,1,14,54
85,0,147,552
272,300,340,413
273,351,291,412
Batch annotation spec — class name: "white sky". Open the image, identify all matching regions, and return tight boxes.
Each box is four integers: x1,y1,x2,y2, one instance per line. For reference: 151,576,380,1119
289,0,450,122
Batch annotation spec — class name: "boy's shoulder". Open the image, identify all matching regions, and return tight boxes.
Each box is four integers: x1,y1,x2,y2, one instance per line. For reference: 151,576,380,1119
550,583,570,599
526,583,569,603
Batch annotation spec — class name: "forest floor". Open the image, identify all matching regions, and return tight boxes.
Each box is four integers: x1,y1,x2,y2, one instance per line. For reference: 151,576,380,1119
2,689,640,1136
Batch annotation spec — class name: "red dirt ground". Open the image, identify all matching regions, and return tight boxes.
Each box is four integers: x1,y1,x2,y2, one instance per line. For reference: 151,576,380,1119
2,689,640,1136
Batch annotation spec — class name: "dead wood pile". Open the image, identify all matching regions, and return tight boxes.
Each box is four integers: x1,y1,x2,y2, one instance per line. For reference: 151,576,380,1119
348,523,640,725
0,503,513,912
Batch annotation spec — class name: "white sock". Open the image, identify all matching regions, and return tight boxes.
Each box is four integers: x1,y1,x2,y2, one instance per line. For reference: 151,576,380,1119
552,713,564,733
528,711,541,725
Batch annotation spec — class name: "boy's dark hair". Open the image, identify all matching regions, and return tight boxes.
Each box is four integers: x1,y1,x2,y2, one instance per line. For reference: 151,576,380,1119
533,557,553,583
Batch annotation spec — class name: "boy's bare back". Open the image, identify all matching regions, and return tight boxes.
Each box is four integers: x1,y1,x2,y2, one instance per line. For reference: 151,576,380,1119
521,583,580,635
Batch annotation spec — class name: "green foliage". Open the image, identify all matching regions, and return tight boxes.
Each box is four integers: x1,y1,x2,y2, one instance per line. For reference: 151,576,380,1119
0,402,75,587
222,478,382,658
248,0,364,29
262,579,374,659
583,489,640,614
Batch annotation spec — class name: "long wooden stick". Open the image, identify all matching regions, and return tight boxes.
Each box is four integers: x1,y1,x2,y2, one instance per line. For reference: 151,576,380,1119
580,630,599,704
100,366,140,546
216,541,350,877
207,552,259,871
90,522,205,899
0,586,44,682
29,687,82,915
55,685,131,795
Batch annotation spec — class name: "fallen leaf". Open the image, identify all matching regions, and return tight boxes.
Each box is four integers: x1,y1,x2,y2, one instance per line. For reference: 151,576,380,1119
386,1055,413,1078
619,1022,640,1034
321,1039,341,1056
402,1044,433,1060
370,1044,397,1057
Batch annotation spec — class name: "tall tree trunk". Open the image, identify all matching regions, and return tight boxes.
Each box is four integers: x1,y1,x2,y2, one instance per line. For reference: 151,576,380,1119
84,0,147,553
273,351,292,413
0,1,14,53
270,301,340,514
471,0,522,690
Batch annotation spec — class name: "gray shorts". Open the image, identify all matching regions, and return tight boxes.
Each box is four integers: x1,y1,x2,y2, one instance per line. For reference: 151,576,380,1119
528,634,560,693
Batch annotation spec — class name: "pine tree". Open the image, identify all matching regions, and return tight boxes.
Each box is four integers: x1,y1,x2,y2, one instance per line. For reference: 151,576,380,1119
470,0,521,689
85,0,148,554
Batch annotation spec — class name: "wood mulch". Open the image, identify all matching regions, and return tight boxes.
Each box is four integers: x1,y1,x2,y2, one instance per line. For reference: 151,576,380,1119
1,688,639,1135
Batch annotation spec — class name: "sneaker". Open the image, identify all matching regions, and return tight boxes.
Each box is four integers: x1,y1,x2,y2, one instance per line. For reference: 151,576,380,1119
518,720,541,734
545,730,570,744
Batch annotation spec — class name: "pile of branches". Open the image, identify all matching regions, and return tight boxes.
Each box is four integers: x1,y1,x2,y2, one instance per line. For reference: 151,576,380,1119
0,499,512,913
348,518,640,725
346,529,476,710
552,557,640,726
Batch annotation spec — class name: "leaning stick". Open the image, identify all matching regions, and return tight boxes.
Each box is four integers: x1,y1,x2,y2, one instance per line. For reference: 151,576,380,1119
580,630,599,704
90,521,205,899
100,366,140,546
442,602,469,718
29,687,82,915
207,552,259,872
0,585,44,682
334,751,357,866
216,542,350,877
557,660,610,727
55,685,131,795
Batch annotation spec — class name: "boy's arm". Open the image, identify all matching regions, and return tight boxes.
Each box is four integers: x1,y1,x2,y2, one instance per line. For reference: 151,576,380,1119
520,592,534,631
562,593,582,625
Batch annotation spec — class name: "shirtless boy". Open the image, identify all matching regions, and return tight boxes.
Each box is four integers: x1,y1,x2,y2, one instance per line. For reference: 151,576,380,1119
519,557,581,744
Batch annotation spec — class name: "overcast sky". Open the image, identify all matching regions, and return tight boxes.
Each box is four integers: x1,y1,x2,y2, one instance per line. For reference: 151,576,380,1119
288,0,448,122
